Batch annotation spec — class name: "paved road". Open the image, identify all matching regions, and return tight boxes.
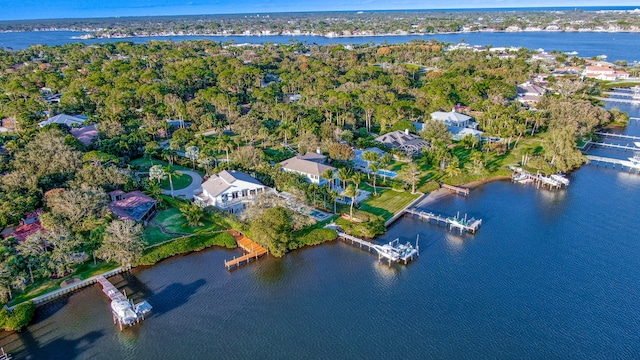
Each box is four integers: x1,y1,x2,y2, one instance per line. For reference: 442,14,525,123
162,170,203,200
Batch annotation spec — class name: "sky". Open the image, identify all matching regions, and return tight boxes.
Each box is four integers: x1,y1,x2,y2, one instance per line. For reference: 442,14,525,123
0,0,638,21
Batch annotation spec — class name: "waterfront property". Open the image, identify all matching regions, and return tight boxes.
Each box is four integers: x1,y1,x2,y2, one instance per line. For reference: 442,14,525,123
516,81,547,106
224,231,268,270
430,108,477,129
404,208,483,234
96,275,152,331
280,153,338,186
194,170,267,215
108,190,158,224
375,129,429,156
353,147,388,172
332,229,419,265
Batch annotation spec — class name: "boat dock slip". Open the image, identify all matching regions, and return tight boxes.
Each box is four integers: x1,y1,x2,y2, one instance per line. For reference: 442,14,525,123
596,97,640,104
586,155,640,173
96,275,152,330
224,231,268,270
508,166,568,189
441,183,470,196
404,209,482,234
337,232,419,265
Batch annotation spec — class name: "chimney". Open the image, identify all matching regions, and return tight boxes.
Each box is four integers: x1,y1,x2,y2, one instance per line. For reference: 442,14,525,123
404,128,409,135
316,147,322,154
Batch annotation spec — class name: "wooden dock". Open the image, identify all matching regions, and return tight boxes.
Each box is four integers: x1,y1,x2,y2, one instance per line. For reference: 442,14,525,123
508,166,567,189
224,231,268,270
586,155,640,173
336,231,418,265
96,275,152,331
441,183,470,196
404,208,482,234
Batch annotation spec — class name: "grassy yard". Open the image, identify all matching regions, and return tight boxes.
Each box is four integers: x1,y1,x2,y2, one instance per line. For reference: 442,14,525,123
159,173,192,191
8,261,119,306
144,206,226,245
359,188,421,220
130,157,204,176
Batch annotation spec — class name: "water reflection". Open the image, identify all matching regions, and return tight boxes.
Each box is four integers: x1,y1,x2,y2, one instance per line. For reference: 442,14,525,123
445,232,466,251
255,256,287,284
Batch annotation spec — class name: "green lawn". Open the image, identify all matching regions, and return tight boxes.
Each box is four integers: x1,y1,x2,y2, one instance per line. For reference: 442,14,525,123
8,261,119,306
359,188,421,220
144,206,226,245
159,172,192,191
130,157,204,176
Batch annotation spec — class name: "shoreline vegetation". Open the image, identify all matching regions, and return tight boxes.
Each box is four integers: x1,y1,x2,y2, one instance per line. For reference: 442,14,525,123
2,8,640,41
0,25,628,330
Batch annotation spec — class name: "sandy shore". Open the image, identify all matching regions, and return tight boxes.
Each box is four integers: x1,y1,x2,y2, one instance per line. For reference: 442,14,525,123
415,176,511,208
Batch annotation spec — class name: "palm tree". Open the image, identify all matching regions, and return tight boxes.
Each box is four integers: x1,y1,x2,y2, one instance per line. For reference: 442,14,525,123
445,156,462,179
217,135,235,163
322,168,335,190
337,168,352,189
164,165,182,198
350,172,363,192
362,151,380,179
380,153,393,183
369,162,380,195
185,145,199,170
342,184,357,220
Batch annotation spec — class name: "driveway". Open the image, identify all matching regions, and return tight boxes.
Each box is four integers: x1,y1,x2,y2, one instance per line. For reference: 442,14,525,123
162,170,203,200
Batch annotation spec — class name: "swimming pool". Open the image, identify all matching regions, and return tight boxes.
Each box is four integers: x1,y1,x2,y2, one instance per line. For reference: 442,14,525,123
376,169,397,178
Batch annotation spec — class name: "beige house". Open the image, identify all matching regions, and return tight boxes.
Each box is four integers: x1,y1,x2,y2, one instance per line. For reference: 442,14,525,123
280,153,337,186
194,170,267,214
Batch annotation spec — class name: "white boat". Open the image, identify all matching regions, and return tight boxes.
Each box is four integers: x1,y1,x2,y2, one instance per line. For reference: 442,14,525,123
111,299,138,325
634,141,640,148
550,174,570,186
629,154,640,165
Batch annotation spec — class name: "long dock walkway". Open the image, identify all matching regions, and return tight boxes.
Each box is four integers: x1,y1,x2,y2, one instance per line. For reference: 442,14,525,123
441,183,470,196
96,275,127,301
404,208,482,234
596,96,640,104
224,231,268,270
96,275,152,331
585,141,638,151
335,231,419,265
586,155,640,173
594,132,640,141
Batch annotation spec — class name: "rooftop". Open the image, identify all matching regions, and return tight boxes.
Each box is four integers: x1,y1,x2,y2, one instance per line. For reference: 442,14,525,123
38,113,88,128
280,156,336,177
108,191,157,222
202,170,265,198
70,124,98,145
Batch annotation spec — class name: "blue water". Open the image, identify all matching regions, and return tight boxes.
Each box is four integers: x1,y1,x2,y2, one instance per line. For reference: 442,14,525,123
1,31,640,61
377,169,398,178
1,102,639,359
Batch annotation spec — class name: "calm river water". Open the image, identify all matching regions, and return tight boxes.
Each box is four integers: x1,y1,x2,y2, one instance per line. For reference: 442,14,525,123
1,102,640,358
1,31,640,62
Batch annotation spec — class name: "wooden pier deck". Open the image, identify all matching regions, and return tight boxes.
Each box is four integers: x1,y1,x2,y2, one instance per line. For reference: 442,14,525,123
404,208,482,234
96,275,127,301
441,183,470,196
224,231,268,270
586,155,640,173
336,232,418,265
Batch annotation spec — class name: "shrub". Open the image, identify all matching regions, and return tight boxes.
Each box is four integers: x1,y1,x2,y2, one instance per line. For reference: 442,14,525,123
137,232,236,266
0,301,36,331
335,214,386,238
289,228,338,249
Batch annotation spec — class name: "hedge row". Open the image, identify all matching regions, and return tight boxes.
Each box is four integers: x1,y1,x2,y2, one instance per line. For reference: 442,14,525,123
289,228,338,249
137,232,236,266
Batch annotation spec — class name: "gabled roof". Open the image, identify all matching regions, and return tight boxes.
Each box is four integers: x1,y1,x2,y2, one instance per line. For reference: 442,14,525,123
517,82,546,96
108,191,157,222
430,110,471,123
38,114,88,127
374,130,428,155
280,157,336,177
202,170,264,198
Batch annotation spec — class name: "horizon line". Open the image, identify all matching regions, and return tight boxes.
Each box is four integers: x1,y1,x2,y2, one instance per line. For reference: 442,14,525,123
1,5,639,23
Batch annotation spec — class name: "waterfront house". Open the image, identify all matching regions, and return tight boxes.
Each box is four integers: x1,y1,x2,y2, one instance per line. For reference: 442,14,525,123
583,65,630,81
280,154,337,186
413,121,483,142
108,190,157,224
430,109,477,129
2,209,45,242
375,129,428,156
194,170,268,214
38,113,88,128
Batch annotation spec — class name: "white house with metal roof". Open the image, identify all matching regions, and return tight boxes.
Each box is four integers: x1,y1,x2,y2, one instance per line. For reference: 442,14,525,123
38,114,88,128
194,170,268,214
280,153,337,186
430,109,477,129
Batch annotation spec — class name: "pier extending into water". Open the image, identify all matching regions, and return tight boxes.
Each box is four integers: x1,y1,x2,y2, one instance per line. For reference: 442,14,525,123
508,166,569,189
96,275,152,331
594,132,640,142
404,208,482,234
224,231,268,270
584,140,638,152
336,231,419,265
440,183,470,196
586,155,640,173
